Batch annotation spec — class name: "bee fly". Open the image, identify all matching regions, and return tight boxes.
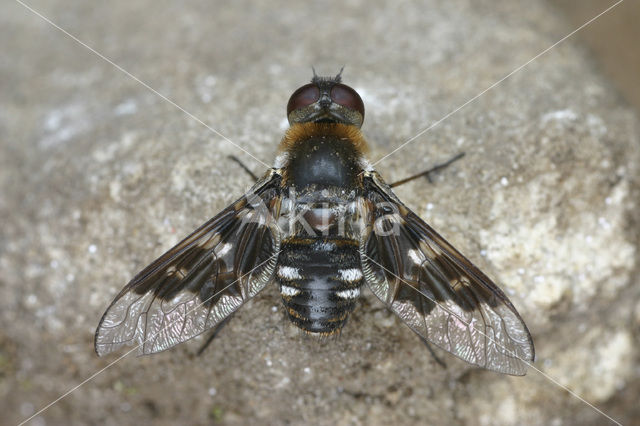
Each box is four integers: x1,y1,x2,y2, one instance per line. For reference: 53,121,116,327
95,70,534,375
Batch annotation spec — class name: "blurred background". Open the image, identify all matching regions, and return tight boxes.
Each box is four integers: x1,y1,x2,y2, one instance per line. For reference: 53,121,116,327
556,0,640,114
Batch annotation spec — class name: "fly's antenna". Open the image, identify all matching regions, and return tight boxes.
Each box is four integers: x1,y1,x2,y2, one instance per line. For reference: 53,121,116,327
335,66,345,82
311,66,345,84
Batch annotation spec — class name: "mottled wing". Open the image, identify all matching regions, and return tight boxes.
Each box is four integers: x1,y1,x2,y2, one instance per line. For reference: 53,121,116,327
360,172,534,375
95,172,281,356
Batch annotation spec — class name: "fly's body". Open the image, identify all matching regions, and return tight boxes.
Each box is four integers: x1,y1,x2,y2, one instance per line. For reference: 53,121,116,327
276,123,367,334
95,70,535,375
277,237,362,334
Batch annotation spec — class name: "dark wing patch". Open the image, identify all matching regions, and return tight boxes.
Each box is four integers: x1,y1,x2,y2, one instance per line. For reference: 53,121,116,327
94,172,281,356
360,172,534,375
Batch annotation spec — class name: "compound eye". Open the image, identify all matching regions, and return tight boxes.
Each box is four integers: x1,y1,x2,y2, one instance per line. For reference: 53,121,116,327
287,84,320,115
330,84,365,118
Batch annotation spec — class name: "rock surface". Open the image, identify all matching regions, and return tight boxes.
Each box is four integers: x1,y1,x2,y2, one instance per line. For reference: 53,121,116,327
1,0,638,425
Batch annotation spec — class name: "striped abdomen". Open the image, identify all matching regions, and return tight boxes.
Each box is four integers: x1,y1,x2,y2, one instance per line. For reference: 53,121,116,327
276,238,364,334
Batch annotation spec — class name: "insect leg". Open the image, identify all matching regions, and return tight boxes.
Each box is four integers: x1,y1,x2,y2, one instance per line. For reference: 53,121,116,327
419,336,447,369
196,315,234,356
228,155,259,181
389,152,465,187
